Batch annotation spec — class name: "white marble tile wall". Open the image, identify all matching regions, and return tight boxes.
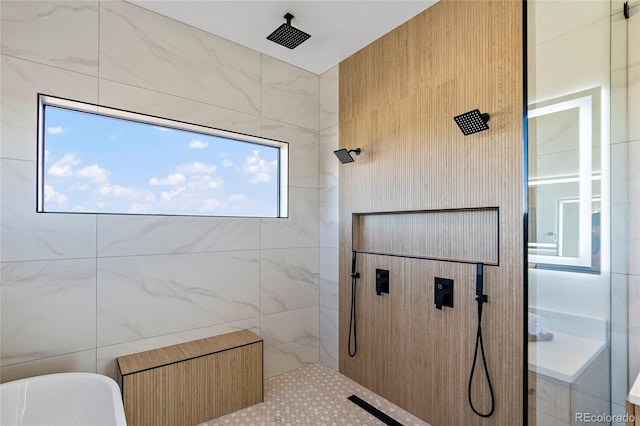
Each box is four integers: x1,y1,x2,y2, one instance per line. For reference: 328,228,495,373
262,56,320,130
0,1,99,76
0,0,326,383
1,259,96,366
261,248,319,316
0,55,98,161
99,1,261,116
97,80,262,137
261,306,319,378
318,66,340,370
262,119,319,189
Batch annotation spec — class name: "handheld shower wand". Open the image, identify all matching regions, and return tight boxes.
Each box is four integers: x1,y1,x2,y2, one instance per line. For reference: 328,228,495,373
348,251,360,357
468,263,495,418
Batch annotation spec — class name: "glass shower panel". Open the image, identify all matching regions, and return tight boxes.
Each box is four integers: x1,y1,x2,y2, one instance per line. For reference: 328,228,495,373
526,0,627,424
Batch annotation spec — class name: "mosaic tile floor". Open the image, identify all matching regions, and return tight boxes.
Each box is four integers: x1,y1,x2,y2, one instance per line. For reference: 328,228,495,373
200,363,430,426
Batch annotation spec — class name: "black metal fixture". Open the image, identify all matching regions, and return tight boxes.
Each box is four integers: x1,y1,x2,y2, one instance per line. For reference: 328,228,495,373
334,148,361,164
453,109,490,135
267,13,311,49
624,2,629,19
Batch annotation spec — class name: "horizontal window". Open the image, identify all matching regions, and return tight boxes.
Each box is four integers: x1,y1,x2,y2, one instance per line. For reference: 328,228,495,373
37,95,288,218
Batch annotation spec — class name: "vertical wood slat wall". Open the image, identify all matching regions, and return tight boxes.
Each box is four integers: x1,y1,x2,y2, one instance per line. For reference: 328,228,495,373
338,1,524,425
116,330,263,426
353,208,499,265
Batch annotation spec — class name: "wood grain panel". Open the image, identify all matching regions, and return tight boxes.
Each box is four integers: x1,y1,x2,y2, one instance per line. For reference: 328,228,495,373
338,0,524,424
117,330,263,426
627,400,638,426
117,329,261,374
353,208,499,265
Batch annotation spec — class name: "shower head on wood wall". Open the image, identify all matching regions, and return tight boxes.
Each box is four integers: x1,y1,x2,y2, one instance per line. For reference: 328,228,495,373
453,109,490,135
334,148,361,164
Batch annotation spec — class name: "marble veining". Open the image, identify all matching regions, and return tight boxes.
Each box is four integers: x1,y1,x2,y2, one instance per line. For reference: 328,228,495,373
96,251,260,346
320,187,339,249
261,119,319,189
0,259,96,366
0,1,99,76
319,65,339,130
97,215,260,257
319,125,339,189
99,1,261,116
319,307,339,370
0,159,97,262
0,56,98,161
261,187,319,249
261,56,320,130
320,248,339,311
97,80,261,136
261,248,319,315
261,307,319,378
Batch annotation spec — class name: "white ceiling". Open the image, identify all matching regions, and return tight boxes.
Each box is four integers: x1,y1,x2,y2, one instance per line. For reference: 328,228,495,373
127,1,438,75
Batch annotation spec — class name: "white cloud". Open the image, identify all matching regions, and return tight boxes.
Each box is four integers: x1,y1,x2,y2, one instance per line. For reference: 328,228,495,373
188,139,208,149
76,164,109,182
149,172,186,186
48,126,64,135
222,158,234,168
48,163,74,177
48,153,80,177
206,178,223,190
44,185,68,207
96,183,136,198
154,126,171,132
176,162,216,175
244,150,274,184
229,194,246,201
44,150,51,160
160,187,184,201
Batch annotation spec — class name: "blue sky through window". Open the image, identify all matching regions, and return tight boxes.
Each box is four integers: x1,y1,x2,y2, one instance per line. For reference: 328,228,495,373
42,106,280,217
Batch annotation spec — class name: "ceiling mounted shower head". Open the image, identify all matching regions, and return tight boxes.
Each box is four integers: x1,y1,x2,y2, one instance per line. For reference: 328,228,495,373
453,109,490,136
267,13,311,50
334,148,361,164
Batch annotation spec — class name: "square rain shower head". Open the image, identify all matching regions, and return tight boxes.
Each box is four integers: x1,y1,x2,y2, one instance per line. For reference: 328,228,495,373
334,148,361,164
453,109,490,135
267,13,311,49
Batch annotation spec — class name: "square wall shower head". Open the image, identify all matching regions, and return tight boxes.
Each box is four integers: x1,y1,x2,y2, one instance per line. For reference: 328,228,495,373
334,149,355,164
267,13,311,49
334,148,361,164
453,109,490,136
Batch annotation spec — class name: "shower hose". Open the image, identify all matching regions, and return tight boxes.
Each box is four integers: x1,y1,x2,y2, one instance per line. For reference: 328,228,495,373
348,251,359,358
468,265,495,418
